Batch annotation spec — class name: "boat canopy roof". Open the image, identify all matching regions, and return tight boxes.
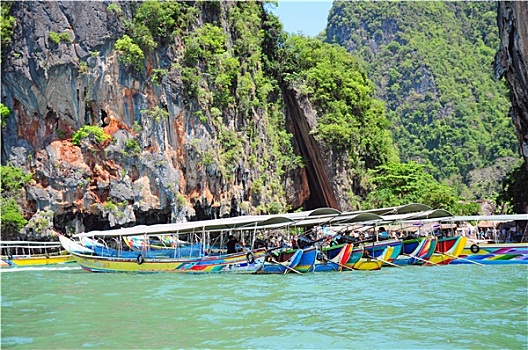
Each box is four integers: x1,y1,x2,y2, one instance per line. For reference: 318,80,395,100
76,215,288,237
75,204,456,237
329,212,384,224
442,214,528,222
381,209,454,223
346,203,432,216
0,241,63,248
274,207,340,221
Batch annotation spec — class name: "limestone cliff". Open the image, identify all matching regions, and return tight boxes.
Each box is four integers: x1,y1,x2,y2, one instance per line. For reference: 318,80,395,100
495,1,528,168
1,1,352,237
325,1,518,195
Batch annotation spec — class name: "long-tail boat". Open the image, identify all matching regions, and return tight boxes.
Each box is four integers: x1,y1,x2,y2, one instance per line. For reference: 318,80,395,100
353,246,394,270
256,249,304,274
69,248,267,273
1,241,74,267
438,213,528,264
363,239,402,263
342,244,365,270
451,242,528,265
294,246,317,273
426,235,467,265
60,231,267,273
393,237,437,266
311,243,353,272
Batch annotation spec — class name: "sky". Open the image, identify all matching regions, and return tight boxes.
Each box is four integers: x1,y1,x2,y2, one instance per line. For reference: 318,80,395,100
268,1,334,37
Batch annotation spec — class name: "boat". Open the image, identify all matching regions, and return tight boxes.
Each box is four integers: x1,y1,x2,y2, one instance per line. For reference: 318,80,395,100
60,234,266,273
256,249,304,274
426,236,467,265
84,237,204,259
439,213,528,264
363,239,402,263
1,241,75,267
58,234,94,254
69,248,267,273
342,244,365,270
293,246,317,273
353,246,394,271
450,242,528,265
61,204,458,273
311,243,353,272
393,237,437,266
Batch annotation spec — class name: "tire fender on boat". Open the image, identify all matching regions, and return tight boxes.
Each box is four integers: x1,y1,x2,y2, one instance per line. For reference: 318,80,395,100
136,254,144,265
246,252,255,264
470,244,480,254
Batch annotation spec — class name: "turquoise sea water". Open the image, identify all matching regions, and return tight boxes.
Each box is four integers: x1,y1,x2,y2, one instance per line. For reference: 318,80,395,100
1,264,527,349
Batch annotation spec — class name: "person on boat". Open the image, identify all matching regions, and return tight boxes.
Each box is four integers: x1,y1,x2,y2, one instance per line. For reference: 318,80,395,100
252,238,267,249
297,234,314,248
337,231,355,244
324,233,336,247
226,235,243,254
291,235,299,249
378,227,390,240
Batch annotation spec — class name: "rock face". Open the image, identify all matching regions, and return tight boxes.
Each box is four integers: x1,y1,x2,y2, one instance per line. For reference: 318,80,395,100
495,1,528,168
283,88,338,210
1,1,180,235
1,1,349,237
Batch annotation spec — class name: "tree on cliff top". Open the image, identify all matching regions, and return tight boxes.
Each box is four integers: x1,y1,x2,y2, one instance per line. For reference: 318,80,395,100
279,35,397,169
365,161,481,214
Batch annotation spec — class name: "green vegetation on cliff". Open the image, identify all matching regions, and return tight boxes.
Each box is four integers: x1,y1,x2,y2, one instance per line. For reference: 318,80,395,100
72,125,110,146
114,1,396,213
326,1,518,201
1,102,10,127
496,163,528,214
114,35,144,72
365,161,480,214
3,0,493,233
0,165,32,236
109,1,305,213
90,1,467,213
1,1,15,48
278,36,397,168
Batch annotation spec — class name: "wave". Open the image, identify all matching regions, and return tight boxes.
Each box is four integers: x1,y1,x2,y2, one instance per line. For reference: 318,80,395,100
0,265,81,273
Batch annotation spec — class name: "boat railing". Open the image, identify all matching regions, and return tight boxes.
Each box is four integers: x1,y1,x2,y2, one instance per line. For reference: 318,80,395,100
1,241,63,257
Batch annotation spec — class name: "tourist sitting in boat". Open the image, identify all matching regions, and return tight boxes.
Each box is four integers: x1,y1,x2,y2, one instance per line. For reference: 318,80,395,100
378,227,390,240
291,235,299,249
335,232,356,244
297,234,315,248
252,238,267,249
324,234,337,247
226,235,243,254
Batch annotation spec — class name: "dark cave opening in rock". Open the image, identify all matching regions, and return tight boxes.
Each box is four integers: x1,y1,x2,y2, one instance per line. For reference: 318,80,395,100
283,88,339,210
101,109,109,127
